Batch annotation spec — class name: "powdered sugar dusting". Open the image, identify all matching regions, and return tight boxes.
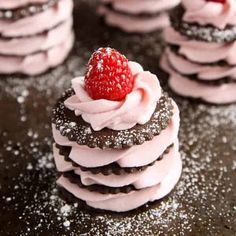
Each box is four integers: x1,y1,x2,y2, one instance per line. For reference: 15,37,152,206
1,86,235,235
0,0,235,235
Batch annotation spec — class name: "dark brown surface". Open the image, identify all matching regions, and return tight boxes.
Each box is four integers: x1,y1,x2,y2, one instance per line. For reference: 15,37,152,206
0,1,236,235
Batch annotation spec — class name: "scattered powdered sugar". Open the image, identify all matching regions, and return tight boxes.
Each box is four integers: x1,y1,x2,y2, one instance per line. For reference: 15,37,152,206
0,0,235,235
1,95,235,235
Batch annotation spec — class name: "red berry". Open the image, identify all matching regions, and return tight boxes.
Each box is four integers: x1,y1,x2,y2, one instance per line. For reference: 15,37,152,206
206,0,226,3
84,47,134,101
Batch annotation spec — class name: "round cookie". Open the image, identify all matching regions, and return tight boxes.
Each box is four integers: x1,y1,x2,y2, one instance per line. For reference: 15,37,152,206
52,88,174,149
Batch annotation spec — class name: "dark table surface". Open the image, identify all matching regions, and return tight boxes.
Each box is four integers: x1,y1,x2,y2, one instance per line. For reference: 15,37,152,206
0,1,236,235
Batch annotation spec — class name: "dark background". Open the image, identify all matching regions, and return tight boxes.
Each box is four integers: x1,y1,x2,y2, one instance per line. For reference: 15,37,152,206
0,1,235,235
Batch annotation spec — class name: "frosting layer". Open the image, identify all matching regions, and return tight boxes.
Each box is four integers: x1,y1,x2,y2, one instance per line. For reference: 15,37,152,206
0,18,72,56
165,48,236,81
54,141,179,189
182,0,236,29
0,0,73,37
57,146,182,212
161,25,236,104
64,61,162,131
0,33,74,75
161,53,236,104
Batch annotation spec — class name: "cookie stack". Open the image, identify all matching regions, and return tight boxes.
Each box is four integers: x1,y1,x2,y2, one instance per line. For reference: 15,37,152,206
0,0,74,75
52,48,182,212
161,0,236,104
98,0,180,33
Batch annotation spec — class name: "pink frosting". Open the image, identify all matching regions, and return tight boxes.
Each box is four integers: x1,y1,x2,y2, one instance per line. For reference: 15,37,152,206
0,33,74,75
166,48,236,80
0,18,72,56
182,0,236,29
161,53,236,104
54,141,179,189
0,0,49,9
52,101,179,168
0,0,73,37
164,27,236,65
101,0,180,15
64,62,162,131
98,5,170,33
57,147,182,212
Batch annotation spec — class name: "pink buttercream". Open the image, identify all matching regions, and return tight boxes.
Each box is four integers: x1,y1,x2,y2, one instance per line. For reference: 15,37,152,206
98,5,169,33
182,0,236,29
0,18,72,56
164,27,236,65
54,141,179,189
0,0,73,37
64,61,162,131
57,147,182,212
0,33,74,75
166,48,236,80
161,53,236,104
101,0,180,15
52,100,179,168
0,0,49,9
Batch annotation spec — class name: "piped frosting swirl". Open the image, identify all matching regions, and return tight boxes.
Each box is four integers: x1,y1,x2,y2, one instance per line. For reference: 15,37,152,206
64,62,162,131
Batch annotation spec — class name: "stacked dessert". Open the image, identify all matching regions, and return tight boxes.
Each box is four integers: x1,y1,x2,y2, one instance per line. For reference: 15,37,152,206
0,0,74,75
161,0,236,104
98,0,180,33
52,47,182,212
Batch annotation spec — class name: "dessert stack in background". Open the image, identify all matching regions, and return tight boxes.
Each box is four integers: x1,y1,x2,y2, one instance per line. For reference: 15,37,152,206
161,0,236,104
98,0,180,33
52,47,182,212
0,0,74,76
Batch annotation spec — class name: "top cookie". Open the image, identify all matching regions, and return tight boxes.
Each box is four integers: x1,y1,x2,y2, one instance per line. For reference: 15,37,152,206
170,3,236,43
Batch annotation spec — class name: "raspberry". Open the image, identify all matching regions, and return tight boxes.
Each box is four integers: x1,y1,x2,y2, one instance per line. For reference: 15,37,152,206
206,0,225,3
84,47,134,101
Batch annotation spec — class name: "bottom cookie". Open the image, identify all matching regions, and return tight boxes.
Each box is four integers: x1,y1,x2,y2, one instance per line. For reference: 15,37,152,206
58,186,155,214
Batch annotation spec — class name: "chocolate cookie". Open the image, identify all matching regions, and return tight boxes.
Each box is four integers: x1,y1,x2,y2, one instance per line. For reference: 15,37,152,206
0,0,59,21
170,5,236,43
61,171,137,194
52,88,174,150
55,144,173,175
